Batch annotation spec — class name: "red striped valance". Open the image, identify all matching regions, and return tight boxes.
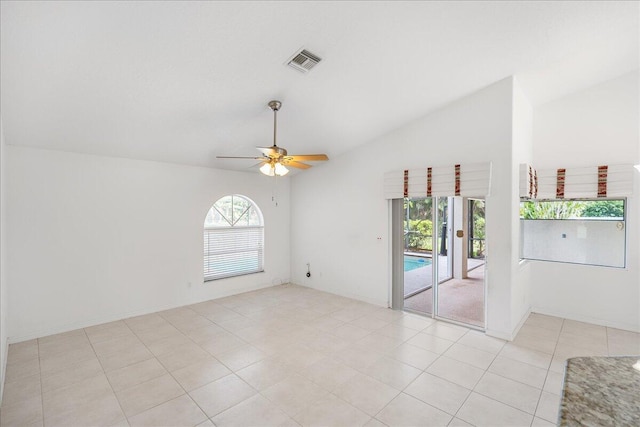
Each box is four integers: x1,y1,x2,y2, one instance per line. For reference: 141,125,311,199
597,165,608,197
384,163,492,199
520,163,633,199
527,165,538,198
556,168,566,199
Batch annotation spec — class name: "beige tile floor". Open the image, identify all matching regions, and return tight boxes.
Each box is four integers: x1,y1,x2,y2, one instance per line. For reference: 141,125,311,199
1,284,639,427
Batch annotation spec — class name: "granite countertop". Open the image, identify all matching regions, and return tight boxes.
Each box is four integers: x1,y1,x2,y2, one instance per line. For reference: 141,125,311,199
559,356,640,427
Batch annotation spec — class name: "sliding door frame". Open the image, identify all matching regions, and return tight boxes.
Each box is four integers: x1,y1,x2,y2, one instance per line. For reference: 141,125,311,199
391,196,486,331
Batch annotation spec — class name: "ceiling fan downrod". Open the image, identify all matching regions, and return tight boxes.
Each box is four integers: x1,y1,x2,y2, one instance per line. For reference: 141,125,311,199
268,100,281,149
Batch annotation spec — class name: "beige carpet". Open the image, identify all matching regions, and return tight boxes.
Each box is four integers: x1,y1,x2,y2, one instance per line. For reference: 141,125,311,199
404,265,484,327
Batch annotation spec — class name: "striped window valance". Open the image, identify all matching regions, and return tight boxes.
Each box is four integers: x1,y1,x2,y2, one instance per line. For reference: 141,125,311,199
384,162,492,199
519,163,634,199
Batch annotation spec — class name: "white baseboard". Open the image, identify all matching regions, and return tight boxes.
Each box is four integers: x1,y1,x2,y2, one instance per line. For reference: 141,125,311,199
486,307,531,341
8,281,279,344
291,281,388,308
531,306,640,333
0,336,7,403
485,328,513,341
511,306,532,340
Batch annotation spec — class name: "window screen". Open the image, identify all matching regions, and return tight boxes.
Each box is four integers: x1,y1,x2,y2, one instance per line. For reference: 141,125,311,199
204,195,264,281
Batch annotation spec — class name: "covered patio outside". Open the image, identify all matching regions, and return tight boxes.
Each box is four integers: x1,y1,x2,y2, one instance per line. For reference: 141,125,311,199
403,255,485,327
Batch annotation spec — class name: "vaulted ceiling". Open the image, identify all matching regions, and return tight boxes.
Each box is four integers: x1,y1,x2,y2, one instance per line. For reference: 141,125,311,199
1,1,638,171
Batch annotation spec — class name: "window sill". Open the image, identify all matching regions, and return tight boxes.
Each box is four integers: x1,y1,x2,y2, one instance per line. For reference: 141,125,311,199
204,269,265,283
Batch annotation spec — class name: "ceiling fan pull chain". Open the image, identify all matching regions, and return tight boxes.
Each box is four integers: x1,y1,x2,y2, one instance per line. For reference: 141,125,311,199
272,174,279,207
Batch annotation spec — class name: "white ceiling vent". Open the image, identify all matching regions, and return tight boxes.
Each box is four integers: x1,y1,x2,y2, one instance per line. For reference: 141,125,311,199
286,49,322,73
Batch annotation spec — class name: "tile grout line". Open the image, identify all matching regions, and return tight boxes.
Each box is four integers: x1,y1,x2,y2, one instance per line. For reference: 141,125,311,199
410,326,550,425
471,369,544,418
530,317,564,424
166,301,308,425
447,333,492,426
131,306,265,423
119,317,179,424
125,311,236,424
84,326,129,426
390,329,472,423
232,308,402,424
40,330,104,426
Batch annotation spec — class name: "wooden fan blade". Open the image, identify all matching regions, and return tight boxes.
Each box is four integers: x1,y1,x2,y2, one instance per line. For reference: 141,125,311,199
217,156,265,160
285,160,312,169
287,154,329,161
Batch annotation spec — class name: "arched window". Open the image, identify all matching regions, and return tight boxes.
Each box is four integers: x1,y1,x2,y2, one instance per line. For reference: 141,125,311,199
204,195,264,281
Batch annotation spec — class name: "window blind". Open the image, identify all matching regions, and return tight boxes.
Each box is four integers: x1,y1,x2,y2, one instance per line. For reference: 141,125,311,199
204,226,264,281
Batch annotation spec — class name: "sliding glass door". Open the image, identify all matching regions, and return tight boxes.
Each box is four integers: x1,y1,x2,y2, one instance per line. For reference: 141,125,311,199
398,196,485,329
402,197,434,315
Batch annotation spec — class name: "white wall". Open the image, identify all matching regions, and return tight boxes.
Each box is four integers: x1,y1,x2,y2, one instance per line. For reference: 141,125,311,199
531,71,640,332
7,146,290,341
290,77,525,339
0,120,8,400
510,80,534,333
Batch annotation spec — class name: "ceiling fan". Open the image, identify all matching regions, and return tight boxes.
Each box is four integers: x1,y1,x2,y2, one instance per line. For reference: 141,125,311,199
217,100,329,176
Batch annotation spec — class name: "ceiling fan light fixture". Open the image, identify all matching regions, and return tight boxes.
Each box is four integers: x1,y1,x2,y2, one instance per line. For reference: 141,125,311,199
260,163,275,176
259,162,289,177
274,162,289,176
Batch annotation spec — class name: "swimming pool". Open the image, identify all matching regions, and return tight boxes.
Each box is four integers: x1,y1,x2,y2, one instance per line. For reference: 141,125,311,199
404,255,432,272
